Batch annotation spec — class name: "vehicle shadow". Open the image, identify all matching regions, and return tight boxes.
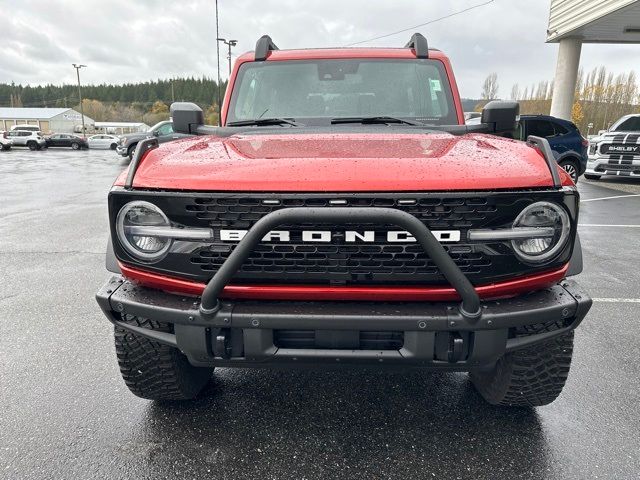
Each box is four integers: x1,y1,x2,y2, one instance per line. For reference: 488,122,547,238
138,369,552,478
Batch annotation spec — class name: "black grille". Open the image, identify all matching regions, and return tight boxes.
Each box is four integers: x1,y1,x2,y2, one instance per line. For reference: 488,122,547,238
274,330,404,350
109,190,576,286
185,196,497,230
191,243,492,283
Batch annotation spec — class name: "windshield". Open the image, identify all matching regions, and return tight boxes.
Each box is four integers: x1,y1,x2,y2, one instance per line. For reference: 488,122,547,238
148,121,170,132
611,116,640,132
227,59,457,125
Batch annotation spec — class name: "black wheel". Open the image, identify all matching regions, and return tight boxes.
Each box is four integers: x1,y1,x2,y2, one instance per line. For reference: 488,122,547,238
1,145,10,151
114,315,213,400
127,144,137,159
71,142,80,150
27,141,38,151
110,143,117,150
470,322,574,407
558,159,579,183
584,174,601,180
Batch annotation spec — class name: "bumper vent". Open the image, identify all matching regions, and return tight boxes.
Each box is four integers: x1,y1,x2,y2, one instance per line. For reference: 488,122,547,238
273,330,404,350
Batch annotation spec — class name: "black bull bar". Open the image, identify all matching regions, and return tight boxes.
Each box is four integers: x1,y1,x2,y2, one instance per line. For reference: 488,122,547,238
96,206,592,366
197,207,482,321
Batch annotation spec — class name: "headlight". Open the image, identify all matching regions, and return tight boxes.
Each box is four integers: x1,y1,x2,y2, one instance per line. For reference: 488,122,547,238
116,201,171,262
588,143,597,155
511,201,570,263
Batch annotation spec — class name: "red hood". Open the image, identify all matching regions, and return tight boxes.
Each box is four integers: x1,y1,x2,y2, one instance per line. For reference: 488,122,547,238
116,132,570,191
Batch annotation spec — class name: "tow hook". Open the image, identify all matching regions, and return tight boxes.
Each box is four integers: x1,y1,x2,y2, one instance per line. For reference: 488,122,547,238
435,332,467,363
214,329,232,359
448,333,464,363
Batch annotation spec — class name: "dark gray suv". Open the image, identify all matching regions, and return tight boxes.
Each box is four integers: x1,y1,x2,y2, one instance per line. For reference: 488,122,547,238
115,120,190,159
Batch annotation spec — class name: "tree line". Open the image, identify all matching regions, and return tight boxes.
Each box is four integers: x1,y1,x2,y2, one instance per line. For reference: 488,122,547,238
0,77,226,125
478,66,640,134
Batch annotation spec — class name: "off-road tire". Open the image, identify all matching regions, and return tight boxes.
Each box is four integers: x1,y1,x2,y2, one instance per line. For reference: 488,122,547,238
470,323,574,407
558,158,579,183
27,141,38,151
114,315,213,400
584,173,601,180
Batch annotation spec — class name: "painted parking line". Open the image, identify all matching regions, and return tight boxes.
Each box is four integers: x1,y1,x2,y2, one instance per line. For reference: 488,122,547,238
592,298,640,303
581,194,640,203
578,224,640,227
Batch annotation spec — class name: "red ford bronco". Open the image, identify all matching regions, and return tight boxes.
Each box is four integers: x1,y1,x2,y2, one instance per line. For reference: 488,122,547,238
96,34,591,406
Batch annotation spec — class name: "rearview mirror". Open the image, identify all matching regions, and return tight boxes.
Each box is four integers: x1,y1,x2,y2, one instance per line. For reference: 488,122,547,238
171,102,205,134
481,101,519,134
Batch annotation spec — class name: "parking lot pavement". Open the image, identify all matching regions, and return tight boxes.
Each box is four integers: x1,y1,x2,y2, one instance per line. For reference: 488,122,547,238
1,148,639,479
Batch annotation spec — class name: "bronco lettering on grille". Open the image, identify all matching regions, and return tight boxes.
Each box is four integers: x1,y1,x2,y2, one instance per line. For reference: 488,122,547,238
219,229,461,243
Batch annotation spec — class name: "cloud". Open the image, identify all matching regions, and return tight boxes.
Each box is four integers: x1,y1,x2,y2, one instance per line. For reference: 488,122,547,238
0,0,637,98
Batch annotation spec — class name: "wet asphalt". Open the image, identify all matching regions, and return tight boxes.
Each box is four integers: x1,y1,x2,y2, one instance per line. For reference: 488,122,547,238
1,147,639,479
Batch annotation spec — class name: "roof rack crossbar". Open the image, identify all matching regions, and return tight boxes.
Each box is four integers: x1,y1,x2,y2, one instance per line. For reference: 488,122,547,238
405,33,429,59
255,35,279,61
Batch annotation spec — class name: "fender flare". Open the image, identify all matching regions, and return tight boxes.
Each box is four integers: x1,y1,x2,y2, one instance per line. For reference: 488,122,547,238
567,232,583,277
106,237,122,274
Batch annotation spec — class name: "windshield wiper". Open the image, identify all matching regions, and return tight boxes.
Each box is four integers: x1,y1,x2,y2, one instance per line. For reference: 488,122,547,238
331,116,426,126
227,118,301,127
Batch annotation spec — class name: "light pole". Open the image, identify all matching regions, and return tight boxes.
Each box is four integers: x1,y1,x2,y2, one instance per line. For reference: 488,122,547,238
215,0,221,126
217,38,238,76
72,63,87,138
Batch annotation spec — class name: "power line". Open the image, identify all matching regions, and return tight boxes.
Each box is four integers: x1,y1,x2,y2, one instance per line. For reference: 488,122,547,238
345,0,495,46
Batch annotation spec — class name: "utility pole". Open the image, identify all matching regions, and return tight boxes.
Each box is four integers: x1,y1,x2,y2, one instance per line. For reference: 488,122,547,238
72,63,87,138
217,38,238,76
171,81,175,103
215,0,221,126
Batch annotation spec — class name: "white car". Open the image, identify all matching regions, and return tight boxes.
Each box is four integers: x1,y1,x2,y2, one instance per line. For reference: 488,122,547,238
586,114,640,179
6,130,47,150
87,134,120,150
11,124,42,133
1,132,14,151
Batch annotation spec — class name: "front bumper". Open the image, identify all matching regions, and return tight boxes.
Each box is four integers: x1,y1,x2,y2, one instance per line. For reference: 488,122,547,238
96,276,591,369
587,156,640,177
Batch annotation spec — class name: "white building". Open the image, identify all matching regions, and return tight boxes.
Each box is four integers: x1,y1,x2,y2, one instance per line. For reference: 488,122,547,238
94,121,150,135
0,108,94,134
547,0,640,120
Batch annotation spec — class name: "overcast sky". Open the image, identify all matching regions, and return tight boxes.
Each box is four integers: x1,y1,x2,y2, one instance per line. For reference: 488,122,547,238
2,0,638,98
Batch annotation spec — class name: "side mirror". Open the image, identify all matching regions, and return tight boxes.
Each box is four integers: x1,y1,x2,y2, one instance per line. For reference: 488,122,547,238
171,102,205,134
481,101,519,134
152,130,160,137
598,129,606,135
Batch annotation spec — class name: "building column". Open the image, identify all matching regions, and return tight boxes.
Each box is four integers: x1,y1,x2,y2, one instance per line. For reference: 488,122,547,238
550,37,582,120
